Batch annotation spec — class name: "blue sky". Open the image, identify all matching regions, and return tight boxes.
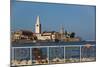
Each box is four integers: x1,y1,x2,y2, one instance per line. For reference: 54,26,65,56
11,1,96,40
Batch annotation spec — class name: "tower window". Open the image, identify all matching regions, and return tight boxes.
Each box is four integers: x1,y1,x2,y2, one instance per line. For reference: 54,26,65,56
36,25,39,26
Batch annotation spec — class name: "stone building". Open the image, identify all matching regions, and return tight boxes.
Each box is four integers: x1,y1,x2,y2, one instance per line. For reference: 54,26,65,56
12,30,34,41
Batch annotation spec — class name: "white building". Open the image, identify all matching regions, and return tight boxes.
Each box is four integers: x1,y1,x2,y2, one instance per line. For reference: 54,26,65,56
34,16,62,41
35,16,52,40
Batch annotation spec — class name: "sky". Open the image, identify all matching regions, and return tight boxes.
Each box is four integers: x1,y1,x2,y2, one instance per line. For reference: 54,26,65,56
11,0,96,40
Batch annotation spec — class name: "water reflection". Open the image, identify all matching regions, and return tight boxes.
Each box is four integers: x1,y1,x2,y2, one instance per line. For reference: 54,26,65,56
81,46,96,62
65,47,80,63
49,47,64,64
11,48,32,66
32,48,48,64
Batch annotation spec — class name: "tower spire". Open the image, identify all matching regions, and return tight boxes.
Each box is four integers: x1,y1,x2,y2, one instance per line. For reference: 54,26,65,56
35,16,41,33
36,16,40,24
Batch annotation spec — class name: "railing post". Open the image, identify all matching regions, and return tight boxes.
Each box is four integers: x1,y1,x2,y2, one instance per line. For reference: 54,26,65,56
47,47,49,64
12,47,14,61
64,46,66,63
30,47,32,65
80,46,81,62
11,47,14,66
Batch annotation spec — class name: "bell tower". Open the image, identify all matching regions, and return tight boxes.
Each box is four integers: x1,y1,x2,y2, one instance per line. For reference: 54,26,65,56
35,16,41,33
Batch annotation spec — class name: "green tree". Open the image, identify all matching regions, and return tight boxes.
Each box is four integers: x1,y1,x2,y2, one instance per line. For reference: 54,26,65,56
34,36,38,40
70,32,75,38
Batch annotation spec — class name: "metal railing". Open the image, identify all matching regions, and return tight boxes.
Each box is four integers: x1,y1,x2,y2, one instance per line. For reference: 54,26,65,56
11,45,96,66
